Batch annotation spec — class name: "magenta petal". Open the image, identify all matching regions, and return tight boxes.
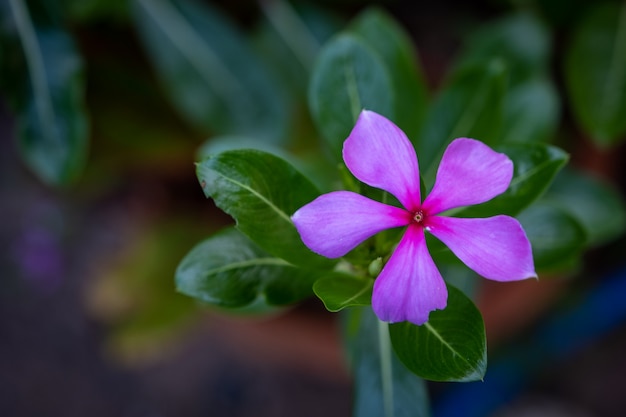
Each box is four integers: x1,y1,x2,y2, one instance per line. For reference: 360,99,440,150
292,191,410,258
426,215,537,281
372,225,448,325
343,110,421,211
422,138,513,214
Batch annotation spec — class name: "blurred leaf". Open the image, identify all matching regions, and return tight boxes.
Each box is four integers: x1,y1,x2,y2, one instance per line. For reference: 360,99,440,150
132,0,289,143
457,143,569,218
455,12,550,84
1,0,89,186
518,202,587,273
308,33,394,160
313,274,372,311
502,77,560,143
176,227,318,308
565,2,626,146
196,149,334,269
349,7,428,140
389,284,486,382
63,0,129,22
253,1,339,98
544,168,626,247
418,61,507,184
343,308,430,417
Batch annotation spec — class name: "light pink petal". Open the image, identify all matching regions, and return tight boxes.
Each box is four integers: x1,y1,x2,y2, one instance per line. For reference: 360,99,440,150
292,191,410,258
422,138,513,214
343,110,421,211
426,215,536,281
372,225,447,325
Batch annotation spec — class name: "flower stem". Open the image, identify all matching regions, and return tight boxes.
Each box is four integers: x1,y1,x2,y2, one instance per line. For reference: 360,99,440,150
377,318,394,417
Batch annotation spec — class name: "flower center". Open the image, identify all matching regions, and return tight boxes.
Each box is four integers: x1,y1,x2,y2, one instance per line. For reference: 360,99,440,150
412,209,425,224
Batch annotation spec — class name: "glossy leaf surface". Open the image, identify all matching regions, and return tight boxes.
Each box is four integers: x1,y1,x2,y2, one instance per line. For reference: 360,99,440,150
389,284,486,382
314,274,373,312
176,228,317,308
196,149,333,269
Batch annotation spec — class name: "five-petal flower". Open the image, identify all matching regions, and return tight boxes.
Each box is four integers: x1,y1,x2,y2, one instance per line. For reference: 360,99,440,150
292,110,536,325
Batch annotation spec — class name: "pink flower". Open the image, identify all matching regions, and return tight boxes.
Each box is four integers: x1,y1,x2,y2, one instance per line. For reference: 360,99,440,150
292,110,536,325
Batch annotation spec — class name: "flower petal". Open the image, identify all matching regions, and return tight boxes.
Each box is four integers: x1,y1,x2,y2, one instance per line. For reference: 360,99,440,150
372,225,447,325
292,191,410,258
422,138,513,214
343,110,421,211
426,215,537,281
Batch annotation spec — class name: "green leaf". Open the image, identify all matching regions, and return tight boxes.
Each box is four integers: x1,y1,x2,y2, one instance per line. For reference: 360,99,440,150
501,77,560,143
565,2,626,146
544,168,626,247
349,7,428,140
389,284,486,382
2,0,89,186
457,142,569,218
313,274,373,312
176,227,318,308
253,1,339,98
518,202,587,273
343,308,430,417
196,149,334,269
454,12,550,84
418,60,507,184
132,0,289,143
308,33,394,160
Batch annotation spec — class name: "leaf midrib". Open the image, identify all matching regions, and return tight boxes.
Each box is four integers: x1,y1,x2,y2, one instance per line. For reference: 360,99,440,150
203,257,291,276
425,321,473,367
211,167,294,225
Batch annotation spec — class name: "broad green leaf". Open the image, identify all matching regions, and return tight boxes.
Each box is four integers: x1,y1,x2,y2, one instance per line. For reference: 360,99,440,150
454,12,550,84
2,0,89,186
518,202,587,273
176,227,317,308
544,168,626,247
308,33,394,160
314,274,373,312
389,284,486,382
418,61,507,184
196,149,334,269
456,143,569,218
132,0,289,143
502,77,560,143
349,7,428,140
343,308,430,417
565,2,626,146
196,135,337,193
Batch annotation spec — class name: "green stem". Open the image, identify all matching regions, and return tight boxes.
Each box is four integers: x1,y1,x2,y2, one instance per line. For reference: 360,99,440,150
377,318,394,417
